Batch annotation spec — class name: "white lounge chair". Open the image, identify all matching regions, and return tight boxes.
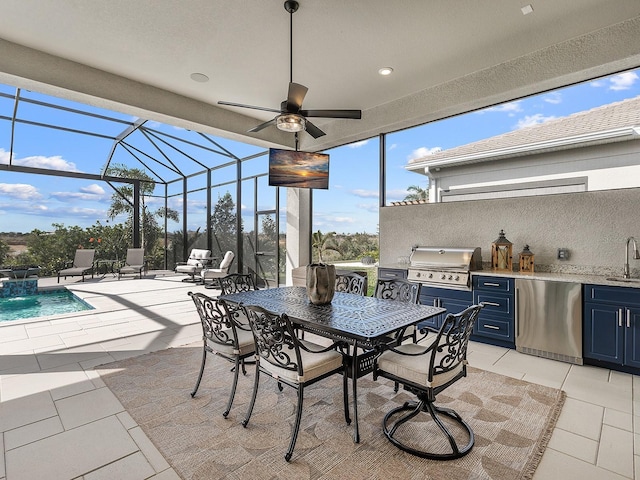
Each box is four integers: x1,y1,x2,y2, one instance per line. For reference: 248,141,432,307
202,251,235,289
175,248,213,282
118,248,145,279
57,249,95,283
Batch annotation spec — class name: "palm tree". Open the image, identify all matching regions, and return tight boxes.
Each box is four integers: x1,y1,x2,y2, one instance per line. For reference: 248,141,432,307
403,184,429,202
312,230,340,263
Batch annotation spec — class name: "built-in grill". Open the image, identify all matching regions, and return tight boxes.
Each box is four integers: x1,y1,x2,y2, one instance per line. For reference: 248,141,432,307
407,247,482,291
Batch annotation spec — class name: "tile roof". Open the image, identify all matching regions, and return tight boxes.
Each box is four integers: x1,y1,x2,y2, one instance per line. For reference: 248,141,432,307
408,95,640,168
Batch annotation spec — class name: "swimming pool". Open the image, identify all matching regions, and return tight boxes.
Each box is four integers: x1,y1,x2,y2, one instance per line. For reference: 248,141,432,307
0,289,94,322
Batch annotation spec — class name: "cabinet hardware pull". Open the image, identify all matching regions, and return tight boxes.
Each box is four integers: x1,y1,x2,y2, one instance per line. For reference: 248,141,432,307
484,282,500,287
484,324,500,330
619,308,624,327
483,301,500,307
627,309,631,328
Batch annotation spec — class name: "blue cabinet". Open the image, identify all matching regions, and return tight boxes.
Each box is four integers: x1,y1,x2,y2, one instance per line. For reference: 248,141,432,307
583,285,640,369
472,275,515,348
418,286,473,330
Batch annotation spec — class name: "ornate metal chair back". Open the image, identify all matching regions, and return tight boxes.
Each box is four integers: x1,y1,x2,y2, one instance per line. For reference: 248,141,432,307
374,278,420,304
427,303,484,388
243,305,302,377
335,272,366,296
219,273,258,295
188,292,239,350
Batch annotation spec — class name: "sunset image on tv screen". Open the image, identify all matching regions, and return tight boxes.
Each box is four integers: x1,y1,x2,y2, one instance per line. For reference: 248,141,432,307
268,148,329,189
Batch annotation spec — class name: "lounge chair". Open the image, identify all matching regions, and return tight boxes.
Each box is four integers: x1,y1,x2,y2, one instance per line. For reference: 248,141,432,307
57,249,95,283
202,251,235,289
175,249,213,282
118,248,145,279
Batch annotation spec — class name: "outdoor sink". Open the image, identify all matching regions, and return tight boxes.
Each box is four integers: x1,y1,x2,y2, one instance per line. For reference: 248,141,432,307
606,277,640,284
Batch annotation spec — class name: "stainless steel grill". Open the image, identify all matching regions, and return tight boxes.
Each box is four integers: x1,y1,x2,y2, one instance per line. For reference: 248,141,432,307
407,247,482,291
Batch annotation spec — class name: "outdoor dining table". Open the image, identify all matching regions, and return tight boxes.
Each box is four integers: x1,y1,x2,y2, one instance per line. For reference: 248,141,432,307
218,285,445,443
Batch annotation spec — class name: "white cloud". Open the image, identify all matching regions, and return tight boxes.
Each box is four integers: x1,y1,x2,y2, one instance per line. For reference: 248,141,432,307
478,101,523,115
591,71,639,91
357,202,379,213
348,140,369,148
332,217,356,224
609,72,639,91
543,92,562,104
388,143,398,150
80,184,105,195
407,147,441,161
350,189,379,199
0,183,42,200
514,114,556,130
15,154,81,172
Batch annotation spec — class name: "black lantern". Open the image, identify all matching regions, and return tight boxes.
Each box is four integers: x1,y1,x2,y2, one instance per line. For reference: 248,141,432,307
491,230,513,272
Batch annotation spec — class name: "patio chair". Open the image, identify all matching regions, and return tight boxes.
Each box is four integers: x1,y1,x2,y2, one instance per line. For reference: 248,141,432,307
118,248,145,279
218,273,258,295
335,272,367,296
241,304,350,462
175,248,213,282
57,249,95,283
375,278,421,344
202,251,235,289
188,293,256,418
372,303,484,460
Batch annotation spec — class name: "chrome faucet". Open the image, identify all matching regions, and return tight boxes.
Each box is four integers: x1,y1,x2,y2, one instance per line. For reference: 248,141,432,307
623,236,640,279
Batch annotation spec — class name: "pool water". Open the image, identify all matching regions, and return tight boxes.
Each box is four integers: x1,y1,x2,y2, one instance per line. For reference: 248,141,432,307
0,289,94,322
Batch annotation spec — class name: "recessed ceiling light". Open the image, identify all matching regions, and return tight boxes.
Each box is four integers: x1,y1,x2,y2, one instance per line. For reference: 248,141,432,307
521,4,533,15
190,73,209,83
378,67,394,76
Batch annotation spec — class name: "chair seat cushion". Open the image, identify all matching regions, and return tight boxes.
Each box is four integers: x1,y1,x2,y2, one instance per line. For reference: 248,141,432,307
59,267,91,276
176,264,198,274
201,268,226,279
119,265,143,274
207,327,255,356
261,339,343,384
377,343,464,388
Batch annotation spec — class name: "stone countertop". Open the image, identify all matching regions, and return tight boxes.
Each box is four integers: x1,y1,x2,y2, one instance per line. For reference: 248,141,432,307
377,263,640,289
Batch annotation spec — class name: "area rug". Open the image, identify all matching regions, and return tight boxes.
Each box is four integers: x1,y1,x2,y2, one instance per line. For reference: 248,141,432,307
97,344,565,480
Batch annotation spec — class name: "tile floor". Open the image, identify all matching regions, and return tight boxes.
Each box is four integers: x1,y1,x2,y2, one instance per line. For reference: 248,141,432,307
0,273,638,479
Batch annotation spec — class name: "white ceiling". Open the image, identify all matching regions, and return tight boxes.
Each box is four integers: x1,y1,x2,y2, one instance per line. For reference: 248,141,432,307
1,0,639,152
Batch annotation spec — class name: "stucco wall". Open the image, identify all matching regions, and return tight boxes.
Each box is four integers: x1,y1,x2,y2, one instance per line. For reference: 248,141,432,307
379,187,640,276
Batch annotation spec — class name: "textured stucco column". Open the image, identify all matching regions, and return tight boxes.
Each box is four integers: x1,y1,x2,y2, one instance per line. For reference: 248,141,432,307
286,188,312,285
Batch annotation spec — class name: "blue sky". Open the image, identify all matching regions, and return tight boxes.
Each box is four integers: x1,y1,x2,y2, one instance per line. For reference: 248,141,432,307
1,69,639,235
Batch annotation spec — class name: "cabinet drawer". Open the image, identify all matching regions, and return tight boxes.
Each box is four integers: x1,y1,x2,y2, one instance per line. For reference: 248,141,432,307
474,292,513,317
473,275,513,293
475,317,512,340
584,284,640,307
377,268,407,281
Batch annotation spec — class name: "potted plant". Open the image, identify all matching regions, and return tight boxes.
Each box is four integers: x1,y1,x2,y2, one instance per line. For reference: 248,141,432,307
306,231,337,305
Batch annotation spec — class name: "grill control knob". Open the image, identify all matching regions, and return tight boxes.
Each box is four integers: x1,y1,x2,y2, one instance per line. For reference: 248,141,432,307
440,274,446,280
416,272,421,278
428,273,433,279
454,275,460,281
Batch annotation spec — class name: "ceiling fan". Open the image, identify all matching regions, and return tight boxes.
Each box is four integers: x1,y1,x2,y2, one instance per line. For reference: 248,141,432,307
217,0,361,139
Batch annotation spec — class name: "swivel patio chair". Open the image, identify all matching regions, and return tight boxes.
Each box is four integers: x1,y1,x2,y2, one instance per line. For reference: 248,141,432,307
57,249,95,283
202,251,235,289
241,304,350,462
335,272,367,296
117,248,145,279
175,248,213,282
373,303,484,460
188,292,256,418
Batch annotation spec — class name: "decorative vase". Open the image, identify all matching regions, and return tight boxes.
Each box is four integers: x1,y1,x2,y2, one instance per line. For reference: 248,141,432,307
306,263,336,305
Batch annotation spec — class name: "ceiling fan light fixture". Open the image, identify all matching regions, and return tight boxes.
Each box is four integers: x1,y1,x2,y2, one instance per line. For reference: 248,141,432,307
276,113,306,133
378,67,394,76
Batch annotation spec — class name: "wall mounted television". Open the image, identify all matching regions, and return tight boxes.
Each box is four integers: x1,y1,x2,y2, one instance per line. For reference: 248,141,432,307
268,148,330,189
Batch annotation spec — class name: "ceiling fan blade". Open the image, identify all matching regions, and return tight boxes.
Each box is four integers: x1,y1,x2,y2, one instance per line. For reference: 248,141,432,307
300,109,362,119
304,120,326,139
218,101,281,114
247,118,277,133
286,82,308,112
